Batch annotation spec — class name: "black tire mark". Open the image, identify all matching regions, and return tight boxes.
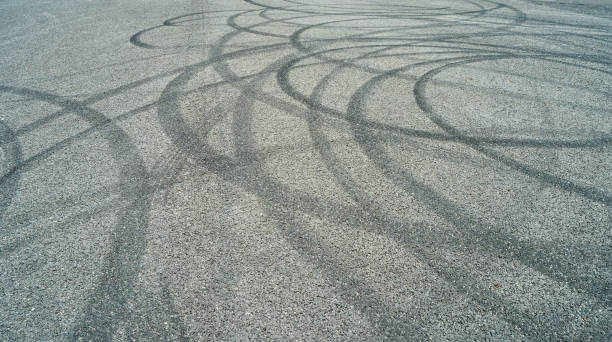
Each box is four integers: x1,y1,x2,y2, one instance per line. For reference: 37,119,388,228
271,42,611,321
204,7,573,336
14,0,603,339
0,119,22,224
412,54,612,206
212,13,600,337
141,1,611,339
219,38,433,336
293,49,574,339
243,0,498,19
276,48,610,149
276,49,611,295
157,51,432,339
0,86,151,341
342,62,609,338
130,25,163,49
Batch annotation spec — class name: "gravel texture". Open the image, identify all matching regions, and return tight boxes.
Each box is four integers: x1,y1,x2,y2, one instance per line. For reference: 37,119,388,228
1,0,611,340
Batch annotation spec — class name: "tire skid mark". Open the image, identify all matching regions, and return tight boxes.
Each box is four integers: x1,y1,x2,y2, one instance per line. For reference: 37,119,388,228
0,119,22,223
220,41,432,336
275,48,611,303
344,64,608,337
412,55,612,207
0,86,150,340
275,50,611,198
3,0,610,339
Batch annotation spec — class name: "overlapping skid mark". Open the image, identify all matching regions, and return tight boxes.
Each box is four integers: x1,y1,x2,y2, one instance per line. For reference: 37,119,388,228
141,0,608,336
0,36,294,226
242,0,494,18
521,0,612,19
0,27,253,339
277,48,612,204
3,2,373,341
0,75,244,337
214,42,434,339
268,0,611,306
130,10,241,49
273,0,611,206
296,0,608,327
30,40,304,339
343,53,610,328
156,39,434,340
413,55,612,204
283,5,525,49
284,37,609,342
0,0,604,339
131,0,517,50
295,0,607,327
298,56,526,339
0,85,152,340
276,46,611,146
122,1,609,338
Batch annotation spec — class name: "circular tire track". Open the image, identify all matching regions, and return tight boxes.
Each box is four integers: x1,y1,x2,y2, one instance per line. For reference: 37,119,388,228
4,0,610,340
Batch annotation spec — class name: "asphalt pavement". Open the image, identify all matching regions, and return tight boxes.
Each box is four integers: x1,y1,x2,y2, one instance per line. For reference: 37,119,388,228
1,0,611,340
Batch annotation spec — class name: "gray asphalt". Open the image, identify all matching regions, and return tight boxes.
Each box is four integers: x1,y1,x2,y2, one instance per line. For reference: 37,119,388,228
1,0,611,340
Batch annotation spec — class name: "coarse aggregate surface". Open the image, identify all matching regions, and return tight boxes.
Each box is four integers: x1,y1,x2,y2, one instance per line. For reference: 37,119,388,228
1,0,611,340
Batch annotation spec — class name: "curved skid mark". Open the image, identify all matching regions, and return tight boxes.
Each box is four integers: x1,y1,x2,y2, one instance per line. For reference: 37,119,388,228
344,63,610,335
412,54,612,206
275,49,610,149
4,0,610,339
0,86,151,340
153,3,611,336
0,119,22,223
130,25,162,49
274,50,611,203
124,1,612,338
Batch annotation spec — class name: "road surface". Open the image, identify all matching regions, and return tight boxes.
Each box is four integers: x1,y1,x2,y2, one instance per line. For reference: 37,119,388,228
1,0,611,340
